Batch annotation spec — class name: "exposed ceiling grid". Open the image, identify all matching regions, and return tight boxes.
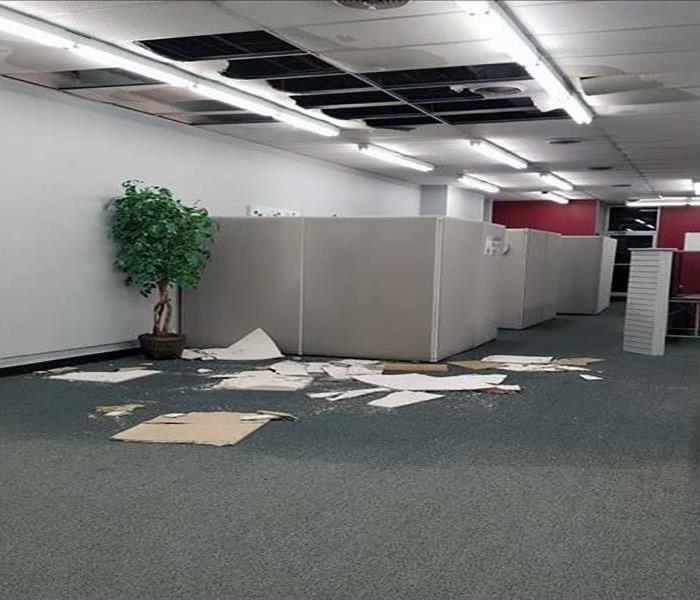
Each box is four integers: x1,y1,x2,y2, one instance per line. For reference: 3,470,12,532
0,0,698,202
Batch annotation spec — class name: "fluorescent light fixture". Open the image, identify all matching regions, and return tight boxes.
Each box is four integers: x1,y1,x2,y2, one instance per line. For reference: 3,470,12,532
71,44,195,88
547,191,569,205
539,172,574,191
627,197,700,207
456,1,593,125
357,144,434,172
0,6,340,137
693,180,700,195
458,174,500,194
469,139,527,169
0,11,75,48
275,110,339,137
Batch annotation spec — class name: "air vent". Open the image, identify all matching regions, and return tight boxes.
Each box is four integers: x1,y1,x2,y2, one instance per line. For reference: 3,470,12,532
471,85,524,96
548,138,583,145
334,0,411,10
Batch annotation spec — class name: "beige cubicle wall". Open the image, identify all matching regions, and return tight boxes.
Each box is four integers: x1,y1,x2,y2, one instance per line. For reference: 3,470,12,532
557,235,618,315
499,228,561,329
183,216,505,361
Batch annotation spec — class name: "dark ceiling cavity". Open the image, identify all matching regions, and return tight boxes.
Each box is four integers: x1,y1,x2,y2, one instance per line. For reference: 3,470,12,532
222,54,341,79
137,30,300,61
168,113,276,125
587,165,614,171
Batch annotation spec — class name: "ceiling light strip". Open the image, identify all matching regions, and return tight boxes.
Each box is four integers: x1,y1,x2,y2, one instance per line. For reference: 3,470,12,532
357,144,434,172
456,1,593,125
458,174,500,194
469,139,527,170
0,6,340,137
547,191,569,205
693,181,700,195
539,172,574,191
627,197,700,207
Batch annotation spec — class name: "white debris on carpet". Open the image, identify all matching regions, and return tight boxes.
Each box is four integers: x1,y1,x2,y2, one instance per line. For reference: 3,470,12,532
481,355,553,364
352,373,507,391
182,328,283,361
580,374,604,381
368,391,444,408
211,370,312,392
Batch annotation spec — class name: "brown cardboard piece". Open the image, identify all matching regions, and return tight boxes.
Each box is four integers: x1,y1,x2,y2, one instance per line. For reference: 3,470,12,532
449,360,502,371
383,362,448,373
554,357,604,366
111,412,268,447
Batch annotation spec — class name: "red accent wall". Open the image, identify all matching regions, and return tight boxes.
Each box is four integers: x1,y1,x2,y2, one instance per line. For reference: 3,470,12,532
492,199,598,235
657,206,700,294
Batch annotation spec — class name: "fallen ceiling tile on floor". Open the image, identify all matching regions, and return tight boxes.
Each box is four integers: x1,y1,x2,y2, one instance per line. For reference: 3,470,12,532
580,374,604,381
95,403,144,415
483,384,522,394
368,391,443,408
269,360,310,376
111,411,270,446
481,355,553,364
383,362,448,373
353,373,507,391
50,369,160,383
212,370,312,391
183,328,283,361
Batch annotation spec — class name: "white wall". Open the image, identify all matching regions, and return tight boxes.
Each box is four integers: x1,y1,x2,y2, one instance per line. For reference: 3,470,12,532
420,185,489,220
0,79,420,366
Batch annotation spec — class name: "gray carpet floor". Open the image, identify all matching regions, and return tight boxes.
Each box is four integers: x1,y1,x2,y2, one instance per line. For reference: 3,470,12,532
1,302,698,600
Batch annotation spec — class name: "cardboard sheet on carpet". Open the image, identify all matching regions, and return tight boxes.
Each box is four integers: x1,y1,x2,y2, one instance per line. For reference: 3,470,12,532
481,355,553,364
383,362,447,373
111,412,268,446
556,357,604,366
368,391,443,408
353,373,506,391
50,369,159,383
183,328,283,361
449,360,497,371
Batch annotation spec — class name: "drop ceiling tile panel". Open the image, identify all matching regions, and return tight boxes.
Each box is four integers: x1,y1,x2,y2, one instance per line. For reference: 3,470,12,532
325,41,509,72
0,1,153,17
283,13,488,53
0,44,110,74
6,67,156,89
33,1,251,44
222,0,461,29
560,52,700,79
510,0,700,35
539,25,700,59
468,171,546,189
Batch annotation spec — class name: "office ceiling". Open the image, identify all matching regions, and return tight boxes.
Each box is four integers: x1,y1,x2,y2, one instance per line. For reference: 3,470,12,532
1,0,699,202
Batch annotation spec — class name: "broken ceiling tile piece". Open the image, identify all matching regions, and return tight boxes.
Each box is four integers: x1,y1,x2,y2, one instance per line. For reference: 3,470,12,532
326,387,389,401
307,391,340,399
555,357,605,366
322,365,352,380
197,368,213,373
256,410,298,421
368,391,443,408
481,355,553,364
95,403,144,415
335,359,383,366
111,411,268,446
580,374,604,381
304,362,328,374
270,360,309,376
353,373,506,391
45,366,78,375
212,370,312,391
383,362,448,373
50,369,160,383
483,384,522,394
162,413,186,418
183,328,283,361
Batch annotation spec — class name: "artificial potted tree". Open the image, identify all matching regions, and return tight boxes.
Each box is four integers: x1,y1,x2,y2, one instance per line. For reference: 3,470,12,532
108,180,217,359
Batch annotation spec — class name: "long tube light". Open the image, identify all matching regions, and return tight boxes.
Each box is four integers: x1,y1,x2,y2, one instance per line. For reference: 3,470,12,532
458,174,500,194
693,181,700,195
0,6,340,137
357,144,434,172
539,172,574,191
547,191,569,205
627,197,700,207
469,139,527,169
456,1,593,125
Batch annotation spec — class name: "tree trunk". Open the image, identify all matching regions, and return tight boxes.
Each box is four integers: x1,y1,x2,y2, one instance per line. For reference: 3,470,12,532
152,281,172,335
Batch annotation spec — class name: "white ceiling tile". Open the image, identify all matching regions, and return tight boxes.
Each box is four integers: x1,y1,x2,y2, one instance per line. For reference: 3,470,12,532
510,0,700,35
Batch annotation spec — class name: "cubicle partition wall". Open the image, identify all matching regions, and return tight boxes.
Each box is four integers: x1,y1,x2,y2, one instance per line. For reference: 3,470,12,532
183,216,505,361
557,235,618,315
499,228,561,329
